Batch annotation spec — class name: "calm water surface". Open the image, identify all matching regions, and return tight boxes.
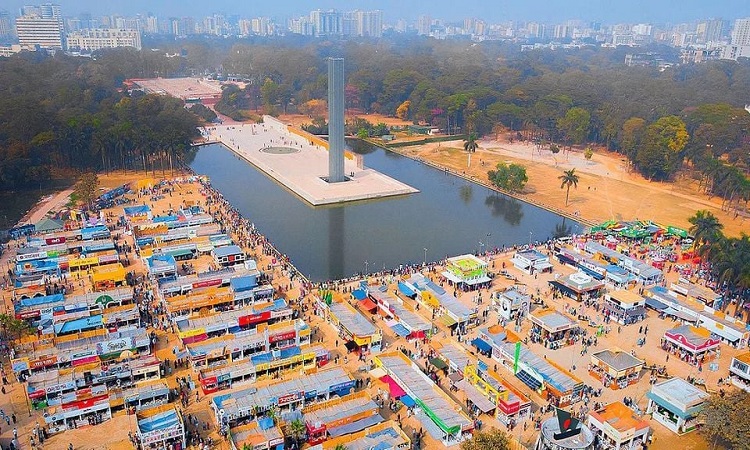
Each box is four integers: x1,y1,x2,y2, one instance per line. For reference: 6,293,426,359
189,142,581,281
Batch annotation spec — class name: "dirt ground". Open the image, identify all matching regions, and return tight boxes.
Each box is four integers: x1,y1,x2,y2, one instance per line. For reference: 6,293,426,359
393,135,748,237
0,149,739,450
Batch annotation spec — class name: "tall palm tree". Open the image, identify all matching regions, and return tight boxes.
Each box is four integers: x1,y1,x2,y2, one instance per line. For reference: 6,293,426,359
688,210,724,252
464,133,478,168
288,418,307,448
558,169,579,206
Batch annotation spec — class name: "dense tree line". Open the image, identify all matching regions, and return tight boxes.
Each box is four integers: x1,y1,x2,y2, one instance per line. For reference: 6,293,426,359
689,210,750,310
149,36,750,206
0,52,201,192
2,37,749,207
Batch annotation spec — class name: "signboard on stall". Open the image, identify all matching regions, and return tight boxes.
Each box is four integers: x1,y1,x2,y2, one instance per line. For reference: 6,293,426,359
277,392,303,406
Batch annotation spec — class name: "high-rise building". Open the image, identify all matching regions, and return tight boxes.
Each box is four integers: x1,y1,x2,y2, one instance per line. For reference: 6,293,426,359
722,17,750,60
66,28,142,51
310,10,342,37
696,18,723,43
417,15,431,36
144,15,159,34
731,18,750,46
0,11,13,38
355,10,382,38
16,4,64,49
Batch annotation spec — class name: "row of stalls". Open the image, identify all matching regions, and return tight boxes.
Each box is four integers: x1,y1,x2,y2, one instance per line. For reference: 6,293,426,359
406,273,478,333
458,363,532,426
374,352,473,446
316,297,382,355
184,319,312,370
210,367,356,427
197,344,328,394
366,286,432,340
175,299,293,344
645,286,749,348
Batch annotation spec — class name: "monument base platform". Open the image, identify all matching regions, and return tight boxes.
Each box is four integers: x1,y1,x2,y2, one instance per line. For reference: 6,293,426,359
201,118,418,206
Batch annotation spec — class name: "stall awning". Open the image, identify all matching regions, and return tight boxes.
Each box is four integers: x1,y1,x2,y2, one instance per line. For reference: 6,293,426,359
379,375,406,398
645,297,668,311
439,315,458,327
359,298,378,312
398,282,416,297
352,289,367,300
327,414,384,438
455,379,496,413
429,357,448,370
663,308,698,322
401,395,416,408
390,323,410,337
448,372,464,383
471,338,493,354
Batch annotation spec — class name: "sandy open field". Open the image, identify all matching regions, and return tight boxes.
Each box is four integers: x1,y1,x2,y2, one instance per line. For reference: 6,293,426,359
391,135,748,237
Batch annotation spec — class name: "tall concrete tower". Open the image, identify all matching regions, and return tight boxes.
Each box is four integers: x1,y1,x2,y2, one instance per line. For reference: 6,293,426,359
327,57,346,183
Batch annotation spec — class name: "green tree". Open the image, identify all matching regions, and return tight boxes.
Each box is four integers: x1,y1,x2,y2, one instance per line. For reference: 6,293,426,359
558,168,580,206
488,162,528,193
584,147,594,160
700,390,750,450
288,419,307,448
688,210,724,254
635,115,689,180
464,133,479,168
460,428,512,450
549,143,561,155
0,314,32,340
557,107,591,146
75,172,99,209
620,117,647,166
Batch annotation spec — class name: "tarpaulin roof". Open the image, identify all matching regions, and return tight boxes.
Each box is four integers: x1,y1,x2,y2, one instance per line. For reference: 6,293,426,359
34,218,64,233
379,375,406,398
390,323,410,337
471,338,493,354
124,205,150,216
352,289,367,300
360,298,378,312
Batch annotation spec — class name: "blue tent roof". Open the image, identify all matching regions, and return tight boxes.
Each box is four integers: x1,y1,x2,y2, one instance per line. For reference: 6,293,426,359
471,338,492,353
124,205,151,216
15,294,64,310
390,323,410,337
398,282,416,297
230,275,257,292
352,289,367,300
258,417,275,430
54,314,102,334
401,395,416,408
152,215,178,223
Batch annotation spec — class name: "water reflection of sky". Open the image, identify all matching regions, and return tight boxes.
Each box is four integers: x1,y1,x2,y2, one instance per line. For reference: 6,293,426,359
190,143,581,281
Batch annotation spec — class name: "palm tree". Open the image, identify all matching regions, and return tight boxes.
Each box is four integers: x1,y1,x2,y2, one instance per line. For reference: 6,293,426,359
688,210,724,252
464,133,478,168
288,418,307,448
334,445,348,450
558,169,579,206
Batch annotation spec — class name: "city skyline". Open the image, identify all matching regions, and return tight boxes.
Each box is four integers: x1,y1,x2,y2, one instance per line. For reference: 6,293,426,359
1,0,749,24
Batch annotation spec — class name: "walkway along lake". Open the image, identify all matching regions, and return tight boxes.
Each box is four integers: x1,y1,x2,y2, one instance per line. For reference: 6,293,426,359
188,141,583,281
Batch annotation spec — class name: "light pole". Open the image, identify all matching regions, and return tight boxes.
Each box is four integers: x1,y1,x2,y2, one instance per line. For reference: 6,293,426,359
364,260,369,276
479,241,485,255
423,248,428,266
486,233,492,252
528,231,533,247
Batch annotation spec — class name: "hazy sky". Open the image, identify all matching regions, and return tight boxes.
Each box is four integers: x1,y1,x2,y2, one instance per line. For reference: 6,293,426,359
4,0,749,23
